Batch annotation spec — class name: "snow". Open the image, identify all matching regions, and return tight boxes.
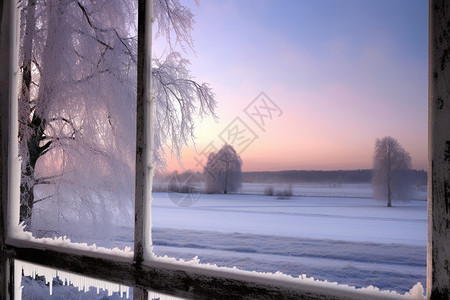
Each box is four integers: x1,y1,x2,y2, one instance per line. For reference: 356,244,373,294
10,223,134,259
18,184,427,298
152,191,427,245
151,254,425,299
149,189,427,294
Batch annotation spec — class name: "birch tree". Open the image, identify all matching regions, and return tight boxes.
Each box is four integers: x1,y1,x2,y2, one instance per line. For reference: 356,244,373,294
372,136,412,207
18,0,215,234
204,144,243,194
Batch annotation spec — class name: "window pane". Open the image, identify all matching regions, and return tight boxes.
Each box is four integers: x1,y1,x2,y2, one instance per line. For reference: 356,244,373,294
16,0,137,250
151,0,427,295
17,260,132,299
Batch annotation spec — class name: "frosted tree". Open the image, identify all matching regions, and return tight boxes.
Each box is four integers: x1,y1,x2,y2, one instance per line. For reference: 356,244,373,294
204,144,242,194
17,0,215,234
18,0,140,234
372,136,412,207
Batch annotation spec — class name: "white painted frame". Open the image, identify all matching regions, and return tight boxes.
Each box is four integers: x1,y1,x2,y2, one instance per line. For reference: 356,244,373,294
1,1,449,299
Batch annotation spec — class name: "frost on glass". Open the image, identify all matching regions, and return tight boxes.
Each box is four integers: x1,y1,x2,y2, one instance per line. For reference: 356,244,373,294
16,0,137,250
17,260,131,299
16,261,188,300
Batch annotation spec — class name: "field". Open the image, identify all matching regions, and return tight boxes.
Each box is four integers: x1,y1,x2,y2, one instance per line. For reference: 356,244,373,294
22,183,427,298
151,183,427,294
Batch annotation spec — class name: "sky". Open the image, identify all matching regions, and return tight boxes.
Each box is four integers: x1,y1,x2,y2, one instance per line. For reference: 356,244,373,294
155,0,428,172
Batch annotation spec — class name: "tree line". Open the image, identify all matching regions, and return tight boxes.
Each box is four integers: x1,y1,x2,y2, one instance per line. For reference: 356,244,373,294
242,169,426,186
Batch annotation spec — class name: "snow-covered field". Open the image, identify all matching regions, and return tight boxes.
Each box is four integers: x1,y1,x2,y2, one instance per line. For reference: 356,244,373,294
153,191,426,245
151,188,427,293
22,183,428,297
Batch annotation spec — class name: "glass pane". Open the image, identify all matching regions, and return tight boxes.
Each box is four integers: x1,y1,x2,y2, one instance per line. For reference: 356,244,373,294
17,260,132,299
16,0,137,250
151,0,427,295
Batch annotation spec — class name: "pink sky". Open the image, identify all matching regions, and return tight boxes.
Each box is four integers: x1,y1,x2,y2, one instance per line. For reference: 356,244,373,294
156,1,428,172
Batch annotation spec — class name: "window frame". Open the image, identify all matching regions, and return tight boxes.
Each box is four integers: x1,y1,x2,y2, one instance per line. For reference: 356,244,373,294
1,0,449,299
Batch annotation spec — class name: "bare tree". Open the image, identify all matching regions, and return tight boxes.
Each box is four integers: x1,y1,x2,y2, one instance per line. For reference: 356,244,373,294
372,136,412,207
17,0,216,233
204,144,242,194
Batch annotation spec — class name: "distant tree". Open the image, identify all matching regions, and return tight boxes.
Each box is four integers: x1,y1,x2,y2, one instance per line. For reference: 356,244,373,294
204,144,242,194
372,136,412,207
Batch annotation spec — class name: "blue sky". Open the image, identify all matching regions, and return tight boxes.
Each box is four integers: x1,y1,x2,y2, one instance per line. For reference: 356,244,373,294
156,0,428,171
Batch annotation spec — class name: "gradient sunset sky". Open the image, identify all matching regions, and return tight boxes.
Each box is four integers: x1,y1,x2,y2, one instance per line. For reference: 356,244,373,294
155,0,428,172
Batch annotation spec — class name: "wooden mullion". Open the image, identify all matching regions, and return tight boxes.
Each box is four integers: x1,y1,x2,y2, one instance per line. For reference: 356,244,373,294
1,1,16,299
4,243,335,300
6,243,136,288
134,0,154,267
428,0,450,298
134,2,154,300
4,241,409,300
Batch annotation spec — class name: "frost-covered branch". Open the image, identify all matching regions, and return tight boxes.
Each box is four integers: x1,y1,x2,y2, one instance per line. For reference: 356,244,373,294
154,0,198,51
152,52,216,168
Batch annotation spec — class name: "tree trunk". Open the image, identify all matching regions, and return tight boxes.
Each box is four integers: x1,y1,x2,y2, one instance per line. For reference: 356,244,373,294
19,0,65,228
387,182,392,207
20,166,34,228
20,115,46,228
224,169,228,194
19,0,37,229
387,153,392,207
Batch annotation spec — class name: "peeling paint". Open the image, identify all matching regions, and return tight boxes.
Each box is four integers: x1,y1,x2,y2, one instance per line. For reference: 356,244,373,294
444,140,450,161
437,97,444,109
445,180,450,215
441,48,450,71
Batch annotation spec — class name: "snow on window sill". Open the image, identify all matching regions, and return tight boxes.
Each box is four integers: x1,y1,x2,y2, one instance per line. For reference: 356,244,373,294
7,223,426,299
148,255,425,300
7,223,133,262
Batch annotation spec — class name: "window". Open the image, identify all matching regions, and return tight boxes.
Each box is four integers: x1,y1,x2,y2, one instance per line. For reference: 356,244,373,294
1,1,449,299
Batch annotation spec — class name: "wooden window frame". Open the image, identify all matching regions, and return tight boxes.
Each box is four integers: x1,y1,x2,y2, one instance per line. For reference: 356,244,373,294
1,1,449,299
